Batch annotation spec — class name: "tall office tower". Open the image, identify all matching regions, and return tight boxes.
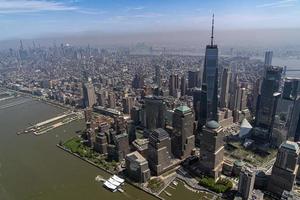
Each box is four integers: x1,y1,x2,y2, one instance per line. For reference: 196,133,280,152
199,120,224,179
169,74,180,97
193,88,202,122
273,79,300,144
172,106,195,160
83,82,97,108
229,73,240,111
108,92,116,109
264,51,273,66
144,96,166,131
122,96,134,114
200,14,219,124
290,103,300,142
132,73,144,89
155,65,161,88
96,91,106,106
283,78,300,101
239,88,248,111
113,132,130,161
188,70,202,88
148,128,172,175
220,68,231,108
237,167,255,200
254,66,283,142
125,151,151,183
252,78,261,114
180,75,187,96
127,120,136,143
283,66,287,78
267,141,300,197
284,78,300,141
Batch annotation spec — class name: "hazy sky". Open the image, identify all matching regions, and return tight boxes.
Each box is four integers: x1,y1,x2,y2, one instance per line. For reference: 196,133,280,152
0,0,300,41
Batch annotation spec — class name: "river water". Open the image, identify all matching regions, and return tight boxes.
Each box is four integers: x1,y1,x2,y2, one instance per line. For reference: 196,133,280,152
0,92,208,200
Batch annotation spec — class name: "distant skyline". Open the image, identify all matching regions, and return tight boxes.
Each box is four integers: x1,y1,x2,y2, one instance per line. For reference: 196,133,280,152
0,0,300,41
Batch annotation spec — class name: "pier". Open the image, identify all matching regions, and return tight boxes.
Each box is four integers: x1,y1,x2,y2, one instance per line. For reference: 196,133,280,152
18,111,84,136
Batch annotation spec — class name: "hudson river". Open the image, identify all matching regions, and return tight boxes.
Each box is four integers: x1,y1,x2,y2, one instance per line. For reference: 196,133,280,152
0,92,210,200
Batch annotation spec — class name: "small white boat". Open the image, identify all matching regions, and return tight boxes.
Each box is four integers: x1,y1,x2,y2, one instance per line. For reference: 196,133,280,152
118,188,124,193
172,180,178,186
164,191,172,197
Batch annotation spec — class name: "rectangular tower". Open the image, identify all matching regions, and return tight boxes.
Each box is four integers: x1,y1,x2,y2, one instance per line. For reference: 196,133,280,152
267,141,300,197
172,106,195,160
199,120,224,179
148,128,172,175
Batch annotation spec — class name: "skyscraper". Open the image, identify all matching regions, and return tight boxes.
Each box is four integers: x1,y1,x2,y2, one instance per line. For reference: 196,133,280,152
96,90,106,106
113,132,130,161
108,92,116,109
264,51,273,66
193,88,202,122
180,75,187,96
254,66,283,142
252,78,261,114
188,70,201,88
172,106,195,160
199,120,224,179
220,68,231,108
169,74,180,97
200,14,219,124
289,98,300,141
148,128,172,175
83,82,97,108
122,96,134,114
144,96,166,131
155,65,161,88
132,73,144,89
267,141,300,197
237,167,256,200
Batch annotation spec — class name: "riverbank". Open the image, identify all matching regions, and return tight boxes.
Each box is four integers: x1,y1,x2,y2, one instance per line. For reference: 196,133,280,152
57,143,164,200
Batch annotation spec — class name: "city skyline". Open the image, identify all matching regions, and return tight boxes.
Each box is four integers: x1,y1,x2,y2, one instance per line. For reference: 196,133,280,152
1,2,300,200
0,0,300,41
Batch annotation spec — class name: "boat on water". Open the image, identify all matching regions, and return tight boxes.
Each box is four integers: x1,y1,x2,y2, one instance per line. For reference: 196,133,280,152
172,180,178,186
118,188,124,193
164,191,172,197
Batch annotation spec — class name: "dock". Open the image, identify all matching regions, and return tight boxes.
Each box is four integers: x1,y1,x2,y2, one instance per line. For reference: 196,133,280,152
17,111,84,136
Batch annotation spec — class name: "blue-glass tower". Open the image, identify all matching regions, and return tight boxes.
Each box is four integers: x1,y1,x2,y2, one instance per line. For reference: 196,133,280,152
199,15,219,127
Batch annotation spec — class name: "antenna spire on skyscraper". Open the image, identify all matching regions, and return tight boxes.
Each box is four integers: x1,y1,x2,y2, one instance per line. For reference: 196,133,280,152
211,14,215,46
